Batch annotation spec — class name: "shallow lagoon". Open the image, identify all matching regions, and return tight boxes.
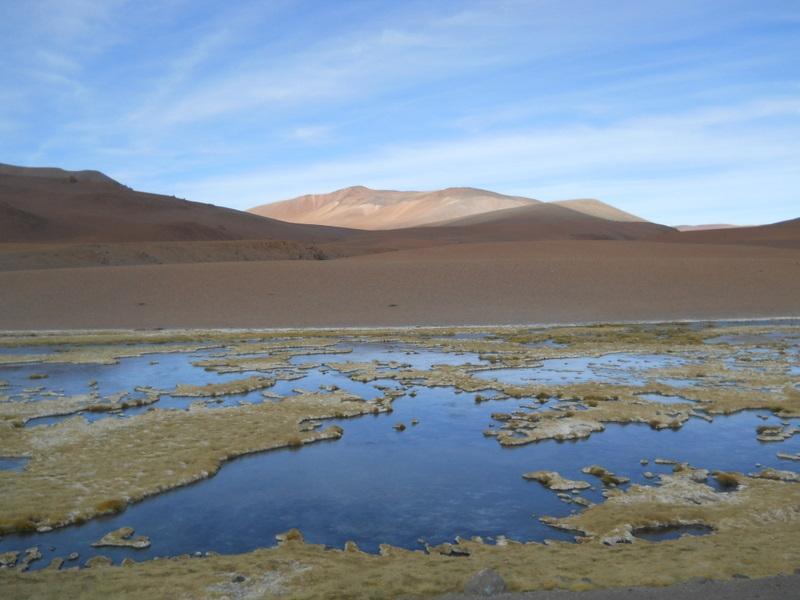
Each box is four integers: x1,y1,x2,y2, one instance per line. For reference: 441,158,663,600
1,325,799,569
472,353,689,386
1,385,798,567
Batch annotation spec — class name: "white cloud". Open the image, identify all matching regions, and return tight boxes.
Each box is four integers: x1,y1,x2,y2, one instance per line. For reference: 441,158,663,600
172,97,800,224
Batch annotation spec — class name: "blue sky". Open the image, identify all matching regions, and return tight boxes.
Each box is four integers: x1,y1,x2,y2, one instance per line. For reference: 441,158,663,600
1,0,798,225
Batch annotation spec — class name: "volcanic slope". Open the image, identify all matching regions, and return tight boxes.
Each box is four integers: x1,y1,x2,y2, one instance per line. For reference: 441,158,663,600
249,185,537,230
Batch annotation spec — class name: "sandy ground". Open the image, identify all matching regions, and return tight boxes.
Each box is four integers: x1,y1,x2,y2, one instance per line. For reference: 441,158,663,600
2,240,798,330
438,573,800,600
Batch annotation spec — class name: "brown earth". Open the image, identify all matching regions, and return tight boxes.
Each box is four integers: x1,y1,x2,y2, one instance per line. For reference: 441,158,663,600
0,170,353,244
1,240,798,330
0,240,327,270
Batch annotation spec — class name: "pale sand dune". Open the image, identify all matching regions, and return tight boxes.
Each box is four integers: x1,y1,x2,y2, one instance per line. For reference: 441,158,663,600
2,240,798,330
250,186,537,229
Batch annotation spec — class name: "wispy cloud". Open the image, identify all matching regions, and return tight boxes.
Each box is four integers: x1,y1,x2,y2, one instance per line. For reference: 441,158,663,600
1,0,798,224
174,97,800,224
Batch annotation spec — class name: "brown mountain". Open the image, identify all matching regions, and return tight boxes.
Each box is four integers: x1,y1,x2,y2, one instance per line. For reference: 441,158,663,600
655,217,800,249
551,199,646,222
0,165,353,245
319,202,675,257
422,202,670,238
0,162,118,184
249,186,537,230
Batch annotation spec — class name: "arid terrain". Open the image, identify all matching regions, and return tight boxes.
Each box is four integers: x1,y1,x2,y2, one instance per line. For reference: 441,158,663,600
2,240,799,330
1,163,798,330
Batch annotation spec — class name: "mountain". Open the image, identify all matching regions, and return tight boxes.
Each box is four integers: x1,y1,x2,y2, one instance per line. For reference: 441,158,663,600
315,202,674,259
0,162,118,184
406,202,672,239
675,224,741,232
249,186,537,230
656,217,800,248
0,164,353,245
551,199,646,222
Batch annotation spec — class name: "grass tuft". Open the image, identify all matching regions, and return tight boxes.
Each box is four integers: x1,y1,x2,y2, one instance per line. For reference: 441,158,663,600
286,435,303,448
713,471,740,489
95,498,127,515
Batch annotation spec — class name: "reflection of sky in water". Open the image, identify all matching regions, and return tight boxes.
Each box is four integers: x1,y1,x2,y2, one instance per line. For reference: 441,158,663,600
0,348,237,400
0,456,29,471
1,329,798,569
290,342,489,370
635,393,696,405
473,353,688,386
2,387,798,568
23,367,404,429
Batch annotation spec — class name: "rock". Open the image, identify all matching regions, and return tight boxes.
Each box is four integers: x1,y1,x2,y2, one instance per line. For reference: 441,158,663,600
121,558,136,567
522,470,591,491
601,526,634,545
275,528,304,543
17,546,42,571
655,458,678,465
640,459,649,465
92,527,151,549
751,468,800,482
581,465,630,486
643,471,656,479
778,452,800,461
464,568,507,596
325,425,344,437
231,574,246,583
433,542,471,557
756,425,800,442
498,417,604,445
46,557,64,571
0,551,19,569
85,555,113,568
344,540,361,553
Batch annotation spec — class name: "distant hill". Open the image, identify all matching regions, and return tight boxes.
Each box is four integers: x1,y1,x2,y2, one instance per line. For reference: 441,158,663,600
249,186,538,230
675,224,741,232
0,164,353,245
656,218,800,248
551,199,646,222
410,202,671,239
0,162,119,184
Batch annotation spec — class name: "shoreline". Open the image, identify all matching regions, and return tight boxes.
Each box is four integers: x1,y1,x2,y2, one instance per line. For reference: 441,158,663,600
2,315,800,336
